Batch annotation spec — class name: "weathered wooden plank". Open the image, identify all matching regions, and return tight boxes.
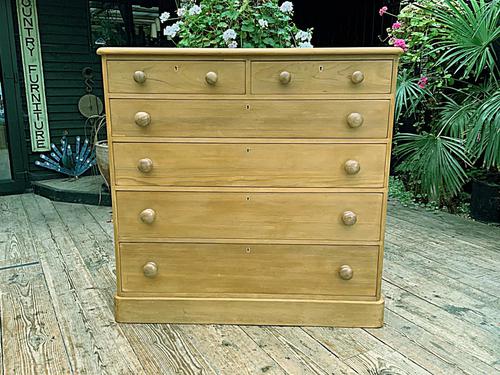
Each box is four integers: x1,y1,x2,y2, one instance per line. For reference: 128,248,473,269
383,249,499,334
20,194,144,374
242,326,356,374
0,195,38,269
53,200,213,374
385,238,500,297
386,215,500,271
387,201,500,247
367,308,495,374
177,324,286,374
304,327,432,375
383,281,500,370
0,263,71,374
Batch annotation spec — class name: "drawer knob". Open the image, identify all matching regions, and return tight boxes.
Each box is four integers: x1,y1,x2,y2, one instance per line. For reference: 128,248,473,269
347,112,364,128
140,208,156,224
279,71,292,84
134,111,151,127
339,265,353,280
351,71,365,84
205,71,218,85
342,211,357,226
138,158,154,173
344,160,361,175
143,261,158,278
133,70,147,84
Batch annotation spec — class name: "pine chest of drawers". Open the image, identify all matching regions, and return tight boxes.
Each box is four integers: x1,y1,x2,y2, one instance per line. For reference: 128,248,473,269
98,47,400,327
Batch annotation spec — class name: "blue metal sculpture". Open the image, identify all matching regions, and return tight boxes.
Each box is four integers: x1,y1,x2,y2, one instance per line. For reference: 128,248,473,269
35,136,96,177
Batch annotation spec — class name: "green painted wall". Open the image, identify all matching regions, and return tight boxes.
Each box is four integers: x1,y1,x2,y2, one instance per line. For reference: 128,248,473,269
12,0,103,181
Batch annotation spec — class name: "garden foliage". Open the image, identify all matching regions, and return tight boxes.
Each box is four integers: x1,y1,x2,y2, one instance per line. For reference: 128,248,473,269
381,0,499,204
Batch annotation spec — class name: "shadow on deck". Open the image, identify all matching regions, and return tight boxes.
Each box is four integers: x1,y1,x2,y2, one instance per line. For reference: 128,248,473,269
0,194,499,374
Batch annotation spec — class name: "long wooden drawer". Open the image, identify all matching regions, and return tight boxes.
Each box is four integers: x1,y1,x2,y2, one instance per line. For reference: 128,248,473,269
113,142,387,188
120,243,379,297
251,60,393,94
106,60,246,94
109,99,390,138
115,191,383,241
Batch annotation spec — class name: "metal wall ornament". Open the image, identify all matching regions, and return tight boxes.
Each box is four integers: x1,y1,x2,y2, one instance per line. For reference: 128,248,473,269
78,67,104,118
35,136,96,177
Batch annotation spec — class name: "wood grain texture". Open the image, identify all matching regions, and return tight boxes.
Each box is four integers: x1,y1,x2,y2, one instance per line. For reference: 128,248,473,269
115,295,385,327
119,243,379,297
103,48,398,327
109,99,391,139
20,194,145,374
97,47,403,57
113,142,387,188
251,60,393,94
115,191,384,242
0,195,38,269
0,264,71,374
107,60,246,94
2,193,499,374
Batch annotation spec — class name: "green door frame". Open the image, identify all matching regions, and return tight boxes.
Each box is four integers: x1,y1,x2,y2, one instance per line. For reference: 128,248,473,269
0,0,29,194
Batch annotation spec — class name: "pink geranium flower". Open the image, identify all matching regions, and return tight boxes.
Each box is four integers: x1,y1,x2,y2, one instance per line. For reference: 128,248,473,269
418,76,428,88
379,6,388,16
393,38,408,51
392,21,402,29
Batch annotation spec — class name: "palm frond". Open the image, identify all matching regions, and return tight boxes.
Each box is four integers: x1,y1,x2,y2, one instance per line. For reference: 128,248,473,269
394,133,470,200
431,0,500,79
395,69,429,121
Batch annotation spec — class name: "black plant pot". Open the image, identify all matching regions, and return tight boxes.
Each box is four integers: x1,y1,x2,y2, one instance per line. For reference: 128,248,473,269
470,179,500,223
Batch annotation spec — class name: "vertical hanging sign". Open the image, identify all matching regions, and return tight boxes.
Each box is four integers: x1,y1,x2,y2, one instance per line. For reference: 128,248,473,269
16,0,50,151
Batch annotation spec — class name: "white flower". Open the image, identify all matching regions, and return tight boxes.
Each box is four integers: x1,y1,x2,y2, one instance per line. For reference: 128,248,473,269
177,7,186,17
227,40,238,48
163,21,182,38
280,1,293,14
298,41,313,48
295,30,311,42
223,28,237,42
258,19,268,28
159,12,170,23
188,4,202,15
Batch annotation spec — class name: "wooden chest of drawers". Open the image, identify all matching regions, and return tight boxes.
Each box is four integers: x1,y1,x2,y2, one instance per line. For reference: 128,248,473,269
98,47,400,327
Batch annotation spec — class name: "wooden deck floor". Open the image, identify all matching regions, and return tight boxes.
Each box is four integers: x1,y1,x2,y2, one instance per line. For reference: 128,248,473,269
0,193,499,374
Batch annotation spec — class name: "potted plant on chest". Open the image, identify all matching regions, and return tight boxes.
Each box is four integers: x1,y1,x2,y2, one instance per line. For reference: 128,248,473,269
159,0,314,48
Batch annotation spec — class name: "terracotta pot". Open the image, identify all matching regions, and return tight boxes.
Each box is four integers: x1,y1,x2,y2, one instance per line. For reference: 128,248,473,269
95,140,110,188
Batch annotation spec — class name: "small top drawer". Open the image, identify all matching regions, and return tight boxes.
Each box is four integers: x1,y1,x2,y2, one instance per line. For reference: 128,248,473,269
251,60,393,95
106,60,246,94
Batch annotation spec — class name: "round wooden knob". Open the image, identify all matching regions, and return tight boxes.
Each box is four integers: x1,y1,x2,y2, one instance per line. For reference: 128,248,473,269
134,111,151,127
205,71,218,85
344,160,361,175
139,208,156,224
279,71,292,84
133,70,147,84
351,71,365,84
143,261,158,278
138,158,153,173
339,265,353,280
347,112,364,128
342,211,357,226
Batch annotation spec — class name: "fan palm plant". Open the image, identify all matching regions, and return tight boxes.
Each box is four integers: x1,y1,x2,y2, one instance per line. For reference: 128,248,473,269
392,0,499,203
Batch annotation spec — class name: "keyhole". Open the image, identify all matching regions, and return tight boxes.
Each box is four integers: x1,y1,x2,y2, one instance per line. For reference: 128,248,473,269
245,104,251,110
246,196,250,201
246,247,251,253
246,148,250,153
319,65,324,72
174,65,179,72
